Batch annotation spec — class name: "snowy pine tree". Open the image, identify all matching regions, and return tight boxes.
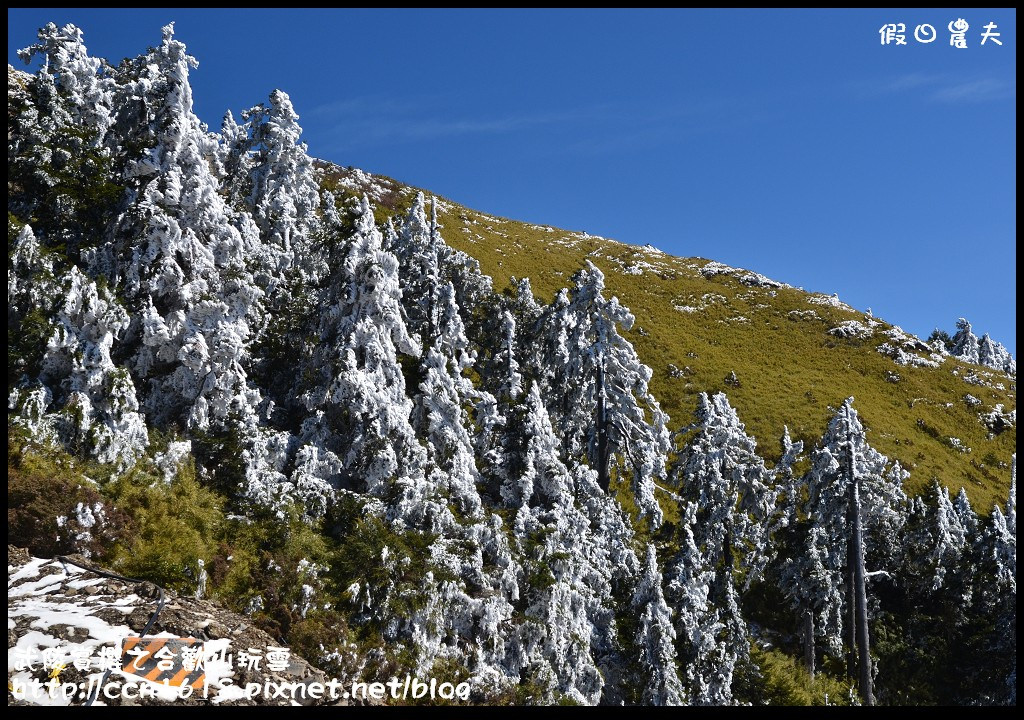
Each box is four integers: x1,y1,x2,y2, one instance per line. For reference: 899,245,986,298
296,196,425,515
633,544,686,705
801,398,906,702
17,22,113,141
503,383,637,704
951,318,981,365
664,392,775,704
538,261,669,528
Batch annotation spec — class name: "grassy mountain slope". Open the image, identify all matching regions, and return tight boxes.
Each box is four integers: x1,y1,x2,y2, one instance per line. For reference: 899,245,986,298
323,163,1016,512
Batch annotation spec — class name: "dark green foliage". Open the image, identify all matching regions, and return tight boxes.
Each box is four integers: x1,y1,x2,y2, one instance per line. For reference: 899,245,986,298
7,428,126,557
928,328,954,353
189,420,248,497
102,461,224,592
8,90,123,267
740,647,853,706
8,307,53,386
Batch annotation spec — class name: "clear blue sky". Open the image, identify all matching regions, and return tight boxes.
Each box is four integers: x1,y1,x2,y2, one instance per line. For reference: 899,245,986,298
9,9,1017,353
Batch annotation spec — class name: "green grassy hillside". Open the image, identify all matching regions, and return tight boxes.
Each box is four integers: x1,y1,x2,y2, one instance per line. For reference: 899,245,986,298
323,163,1016,512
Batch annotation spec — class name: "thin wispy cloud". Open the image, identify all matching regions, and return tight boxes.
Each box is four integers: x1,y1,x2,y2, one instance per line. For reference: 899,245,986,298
864,73,1014,104
930,78,1013,103
355,111,588,142
307,94,608,151
307,91,755,157
881,72,947,92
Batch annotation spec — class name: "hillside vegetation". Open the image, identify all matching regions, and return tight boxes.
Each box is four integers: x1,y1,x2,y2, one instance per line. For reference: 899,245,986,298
324,164,1016,512
7,22,1016,707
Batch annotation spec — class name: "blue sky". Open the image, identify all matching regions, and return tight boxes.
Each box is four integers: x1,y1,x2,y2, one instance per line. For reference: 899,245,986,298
8,9,1017,352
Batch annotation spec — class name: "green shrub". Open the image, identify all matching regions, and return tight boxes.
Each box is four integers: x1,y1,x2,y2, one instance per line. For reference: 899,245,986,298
103,460,223,592
747,646,853,706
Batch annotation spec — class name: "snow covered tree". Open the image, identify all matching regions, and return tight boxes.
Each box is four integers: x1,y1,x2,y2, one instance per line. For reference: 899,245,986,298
8,225,58,384
966,471,1017,705
296,196,425,516
413,344,484,520
506,383,626,704
632,544,685,705
773,426,805,530
502,275,544,346
951,318,981,365
242,90,320,276
216,109,250,199
11,24,122,265
40,268,149,468
923,481,969,591
538,261,669,528
97,24,265,446
17,22,113,140
954,487,980,541
664,391,775,704
673,392,777,581
666,501,733,705
393,193,442,339
768,427,836,679
389,194,490,521
978,333,1017,375
801,398,907,704
950,318,1016,375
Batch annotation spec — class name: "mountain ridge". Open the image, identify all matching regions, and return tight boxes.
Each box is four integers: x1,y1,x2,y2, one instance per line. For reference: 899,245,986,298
6,22,1016,706
317,161,1016,511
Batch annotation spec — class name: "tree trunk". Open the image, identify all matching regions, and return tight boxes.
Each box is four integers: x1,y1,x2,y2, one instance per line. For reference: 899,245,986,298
846,413,874,705
845,541,856,680
723,524,734,573
596,353,610,493
803,609,815,680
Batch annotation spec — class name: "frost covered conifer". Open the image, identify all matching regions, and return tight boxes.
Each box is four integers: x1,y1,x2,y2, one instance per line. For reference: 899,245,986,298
9,234,147,467
243,90,320,275
302,196,424,514
390,195,488,521
925,481,969,591
665,392,774,704
801,398,906,703
41,268,148,468
539,261,669,527
951,318,981,365
105,24,263,441
954,487,980,538
978,334,1017,376
666,501,732,705
674,392,776,581
633,545,685,705
949,318,1016,374
971,476,1017,704
18,22,113,139
8,225,56,341
507,383,621,705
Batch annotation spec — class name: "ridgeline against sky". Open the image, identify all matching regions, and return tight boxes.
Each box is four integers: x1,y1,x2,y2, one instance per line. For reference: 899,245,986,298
7,8,1016,354
7,20,1016,706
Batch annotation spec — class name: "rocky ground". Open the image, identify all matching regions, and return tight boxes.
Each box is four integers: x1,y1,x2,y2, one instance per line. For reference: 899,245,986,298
7,546,346,706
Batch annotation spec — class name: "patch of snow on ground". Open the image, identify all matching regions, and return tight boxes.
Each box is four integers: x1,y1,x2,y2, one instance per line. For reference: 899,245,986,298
806,293,855,312
700,261,787,288
788,309,820,322
829,320,875,340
